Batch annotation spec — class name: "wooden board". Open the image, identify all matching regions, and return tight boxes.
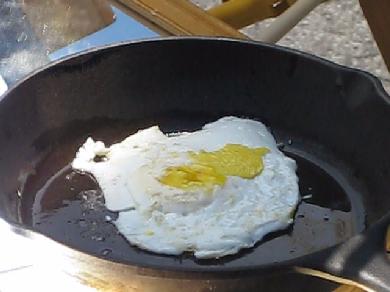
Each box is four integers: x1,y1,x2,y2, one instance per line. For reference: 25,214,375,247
359,0,390,70
116,0,246,38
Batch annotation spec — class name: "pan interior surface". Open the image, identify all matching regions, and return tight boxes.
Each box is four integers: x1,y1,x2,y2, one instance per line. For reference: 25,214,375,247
20,112,365,270
0,38,388,272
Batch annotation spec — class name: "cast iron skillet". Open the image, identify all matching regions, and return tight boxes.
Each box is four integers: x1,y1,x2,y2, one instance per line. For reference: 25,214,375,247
0,38,389,291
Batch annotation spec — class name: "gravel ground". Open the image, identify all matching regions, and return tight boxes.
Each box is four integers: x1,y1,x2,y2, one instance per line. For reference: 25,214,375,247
192,0,390,94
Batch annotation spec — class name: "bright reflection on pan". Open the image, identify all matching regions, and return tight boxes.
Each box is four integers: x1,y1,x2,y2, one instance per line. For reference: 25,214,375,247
0,74,7,97
0,219,95,291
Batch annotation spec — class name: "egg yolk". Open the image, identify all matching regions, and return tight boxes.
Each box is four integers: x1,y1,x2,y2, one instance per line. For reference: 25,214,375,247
159,144,269,190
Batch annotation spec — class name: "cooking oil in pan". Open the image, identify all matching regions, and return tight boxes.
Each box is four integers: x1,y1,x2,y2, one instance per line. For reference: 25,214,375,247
20,117,365,267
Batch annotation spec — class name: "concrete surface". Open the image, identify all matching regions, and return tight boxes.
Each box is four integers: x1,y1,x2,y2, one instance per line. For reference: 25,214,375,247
193,0,390,94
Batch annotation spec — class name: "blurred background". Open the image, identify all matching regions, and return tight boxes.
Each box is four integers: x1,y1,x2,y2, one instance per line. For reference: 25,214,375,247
1,0,389,94
193,0,390,93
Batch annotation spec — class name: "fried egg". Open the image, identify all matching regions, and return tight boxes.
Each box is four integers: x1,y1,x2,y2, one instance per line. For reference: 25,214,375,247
72,116,299,258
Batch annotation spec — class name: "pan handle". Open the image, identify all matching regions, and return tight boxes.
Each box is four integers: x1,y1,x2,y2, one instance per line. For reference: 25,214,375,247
294,212,390,291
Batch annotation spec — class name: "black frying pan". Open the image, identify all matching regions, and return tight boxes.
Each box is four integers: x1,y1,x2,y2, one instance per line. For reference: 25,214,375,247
0,38,389,291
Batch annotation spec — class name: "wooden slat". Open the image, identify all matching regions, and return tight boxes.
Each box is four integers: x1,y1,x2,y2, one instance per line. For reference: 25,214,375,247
359,0,390,70
115,0,247,38
106,0,173,36
333,285,363,292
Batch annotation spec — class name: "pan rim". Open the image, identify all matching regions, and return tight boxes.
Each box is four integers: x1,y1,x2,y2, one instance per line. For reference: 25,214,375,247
1,36,389,104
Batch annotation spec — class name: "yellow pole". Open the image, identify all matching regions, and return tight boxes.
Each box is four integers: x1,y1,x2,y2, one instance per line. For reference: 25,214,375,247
208,0,292,29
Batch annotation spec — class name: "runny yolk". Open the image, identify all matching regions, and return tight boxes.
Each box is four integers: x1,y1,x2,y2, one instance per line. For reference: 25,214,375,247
159,144,269,190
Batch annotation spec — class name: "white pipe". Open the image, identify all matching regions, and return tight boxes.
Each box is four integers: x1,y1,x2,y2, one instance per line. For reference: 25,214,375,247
258,0,325,43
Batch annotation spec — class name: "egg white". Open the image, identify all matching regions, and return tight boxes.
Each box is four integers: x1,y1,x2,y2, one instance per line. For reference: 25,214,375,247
72,116,299,258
